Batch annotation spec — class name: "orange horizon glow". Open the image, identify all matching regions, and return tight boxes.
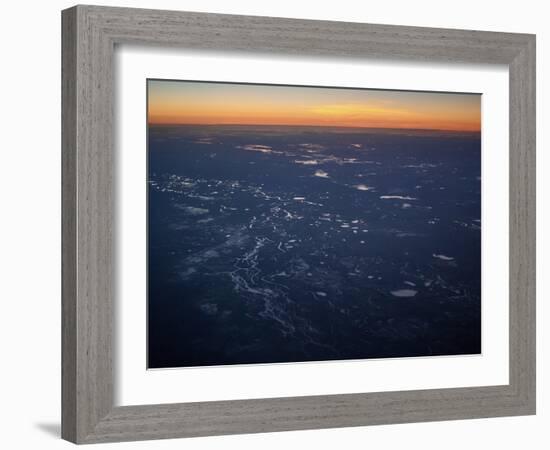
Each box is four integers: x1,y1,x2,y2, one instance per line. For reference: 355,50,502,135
147,80,481,132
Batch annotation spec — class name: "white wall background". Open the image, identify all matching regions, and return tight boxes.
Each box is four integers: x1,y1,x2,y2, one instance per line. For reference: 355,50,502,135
0,0,546,448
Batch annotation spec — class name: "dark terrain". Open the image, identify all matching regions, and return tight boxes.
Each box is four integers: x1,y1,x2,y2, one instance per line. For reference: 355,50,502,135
148,125,481,368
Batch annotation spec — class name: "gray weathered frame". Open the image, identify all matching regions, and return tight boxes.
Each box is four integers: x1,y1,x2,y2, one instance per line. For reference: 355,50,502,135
61,4,536,444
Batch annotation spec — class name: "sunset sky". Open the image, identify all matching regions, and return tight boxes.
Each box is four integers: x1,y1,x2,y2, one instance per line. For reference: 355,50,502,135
147,80,481,132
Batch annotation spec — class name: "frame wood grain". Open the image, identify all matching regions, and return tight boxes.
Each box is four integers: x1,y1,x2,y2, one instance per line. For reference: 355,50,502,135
61,5,536,444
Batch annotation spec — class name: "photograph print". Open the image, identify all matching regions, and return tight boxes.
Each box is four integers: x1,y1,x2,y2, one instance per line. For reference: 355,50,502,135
147,79,482,369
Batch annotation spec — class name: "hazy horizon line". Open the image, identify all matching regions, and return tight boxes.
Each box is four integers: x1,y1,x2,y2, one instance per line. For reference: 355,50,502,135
147,122,481,133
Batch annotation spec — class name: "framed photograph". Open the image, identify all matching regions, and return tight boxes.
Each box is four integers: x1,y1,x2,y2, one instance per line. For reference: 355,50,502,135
62,5,536,444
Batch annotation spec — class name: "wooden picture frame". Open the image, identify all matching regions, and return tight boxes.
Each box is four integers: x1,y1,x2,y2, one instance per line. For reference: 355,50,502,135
62,5,536,444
